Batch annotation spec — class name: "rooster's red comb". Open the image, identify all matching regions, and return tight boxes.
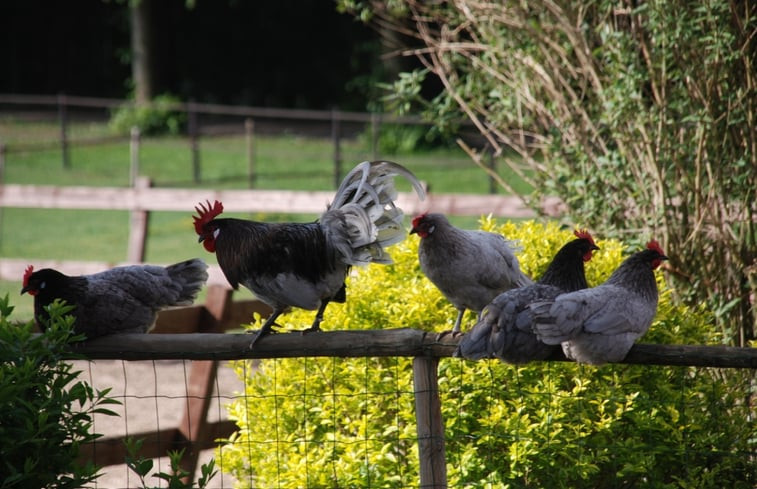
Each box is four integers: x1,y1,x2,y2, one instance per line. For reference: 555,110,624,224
573,229,595,246
23,265,34,287
193,200,224,234
646,239,665,255
411,213,428,229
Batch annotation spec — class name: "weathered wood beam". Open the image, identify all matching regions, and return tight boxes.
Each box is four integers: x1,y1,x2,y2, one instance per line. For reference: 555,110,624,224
174,284,226,484
0,183,561,218
413,357,447,489
66,330,757,368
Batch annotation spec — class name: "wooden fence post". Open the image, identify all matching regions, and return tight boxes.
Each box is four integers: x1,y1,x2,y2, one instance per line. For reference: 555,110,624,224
331,107,342,188
371,112,381,160
0,142,5,183
487,145,497,195
245,118,256,188
175,285,231,485
413,356,447,489
57,93,70,169
188,100,200,183
0,143,4,249
127,176,152,263
130,126,141,187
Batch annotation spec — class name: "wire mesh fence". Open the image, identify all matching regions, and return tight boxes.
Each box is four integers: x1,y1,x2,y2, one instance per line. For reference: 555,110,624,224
71,339,757,489
74,359,242,488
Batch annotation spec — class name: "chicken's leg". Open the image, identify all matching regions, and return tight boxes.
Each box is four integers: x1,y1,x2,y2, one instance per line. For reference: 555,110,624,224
452,309,466,333
301,300,330,334
436,308,467,340
249,309,283,349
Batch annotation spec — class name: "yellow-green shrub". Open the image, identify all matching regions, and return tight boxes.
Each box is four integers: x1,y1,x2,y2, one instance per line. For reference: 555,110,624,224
218,219,755,488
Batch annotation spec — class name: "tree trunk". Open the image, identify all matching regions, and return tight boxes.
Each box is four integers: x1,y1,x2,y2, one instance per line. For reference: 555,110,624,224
130,0,153,105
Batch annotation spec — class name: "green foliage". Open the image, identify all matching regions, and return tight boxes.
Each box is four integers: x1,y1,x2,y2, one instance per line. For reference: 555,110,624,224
360,122,448,155
340,0,757,344
218,220,755,488
109,94,186,136
0,296,120,488
125,438,218,489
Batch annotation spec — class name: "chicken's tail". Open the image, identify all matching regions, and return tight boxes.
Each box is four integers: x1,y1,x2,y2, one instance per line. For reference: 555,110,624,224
321,160,426,266
165,259,210,305
454,307,497,360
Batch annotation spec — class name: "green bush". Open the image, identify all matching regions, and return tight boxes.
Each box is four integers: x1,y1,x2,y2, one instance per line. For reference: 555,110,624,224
0,295,120,488
125,438,218,489
109,94,186,136
217,220,755,488
360,122,449,155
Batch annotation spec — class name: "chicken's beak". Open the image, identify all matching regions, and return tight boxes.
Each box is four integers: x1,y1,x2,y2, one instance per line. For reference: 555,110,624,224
592,244,600,251
409,227,418,235
20,285,36,296
198,235,206,243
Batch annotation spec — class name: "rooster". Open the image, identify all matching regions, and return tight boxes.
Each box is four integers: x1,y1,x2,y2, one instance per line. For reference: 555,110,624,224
529,240,667,365
21,259,208,339
410,213,532,335
456,230,599,363
193,160,426,347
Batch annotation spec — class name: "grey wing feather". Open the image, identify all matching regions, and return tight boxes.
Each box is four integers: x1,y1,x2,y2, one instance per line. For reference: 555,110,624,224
455,306,497,360
488,233,532,289
580,292,656,336
92,259,208,308
77,283,158,335
77,259,208,336
456,284,559,363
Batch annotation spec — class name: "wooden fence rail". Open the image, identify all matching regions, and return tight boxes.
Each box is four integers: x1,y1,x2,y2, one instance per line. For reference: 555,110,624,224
70,331,757,367
68,328,757,488
0,182,558,217
0,181,561,278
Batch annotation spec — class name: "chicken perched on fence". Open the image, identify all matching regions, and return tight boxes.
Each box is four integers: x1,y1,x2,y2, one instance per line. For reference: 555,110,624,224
529,240,667,364
21,259,209,339
193,160,426,347
410,212,532,335
455,230,599,363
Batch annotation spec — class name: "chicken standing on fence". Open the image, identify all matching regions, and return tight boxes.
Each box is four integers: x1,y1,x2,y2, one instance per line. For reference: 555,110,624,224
410,212,532,335
21,259,209,339
528,240,667,364
455,230,599,363
193,160,426,347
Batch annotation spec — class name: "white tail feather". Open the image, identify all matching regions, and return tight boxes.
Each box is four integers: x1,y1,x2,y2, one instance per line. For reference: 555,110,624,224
321,160,425,267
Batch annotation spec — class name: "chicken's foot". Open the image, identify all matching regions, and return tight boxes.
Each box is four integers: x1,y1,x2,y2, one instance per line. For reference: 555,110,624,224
249,310,283,349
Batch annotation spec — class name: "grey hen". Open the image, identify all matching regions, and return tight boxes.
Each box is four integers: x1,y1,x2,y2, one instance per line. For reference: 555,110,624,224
529,240,667,365
456,230,599,363
21,259,209,339
411,213,532,334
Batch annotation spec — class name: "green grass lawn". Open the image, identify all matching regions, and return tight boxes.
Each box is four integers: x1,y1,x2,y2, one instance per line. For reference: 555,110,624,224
0,115,529,321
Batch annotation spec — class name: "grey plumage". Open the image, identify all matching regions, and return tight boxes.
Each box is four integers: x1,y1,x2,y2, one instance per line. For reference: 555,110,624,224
411,213,532,333
529,242,667,365
21,259,209,339
456,233,599,363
